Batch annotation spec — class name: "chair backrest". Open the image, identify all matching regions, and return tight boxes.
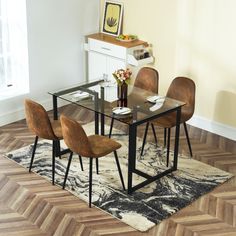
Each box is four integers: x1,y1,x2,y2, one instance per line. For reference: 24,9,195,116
24,99,57,140
134,67,159,93
166,77,196,121
60,115,93,157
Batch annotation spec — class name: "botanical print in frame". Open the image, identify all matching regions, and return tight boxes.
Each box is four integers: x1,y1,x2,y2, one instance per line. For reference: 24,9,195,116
101,0,123,36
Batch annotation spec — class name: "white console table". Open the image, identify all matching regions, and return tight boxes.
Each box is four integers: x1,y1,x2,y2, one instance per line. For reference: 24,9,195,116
85,33,154,83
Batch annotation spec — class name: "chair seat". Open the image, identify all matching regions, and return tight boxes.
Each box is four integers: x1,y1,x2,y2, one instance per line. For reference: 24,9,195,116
51,120,63,139
152,110,192,128
88,135,121,158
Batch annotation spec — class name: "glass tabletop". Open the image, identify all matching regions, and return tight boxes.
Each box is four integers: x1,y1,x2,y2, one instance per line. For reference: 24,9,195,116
49,80,185,125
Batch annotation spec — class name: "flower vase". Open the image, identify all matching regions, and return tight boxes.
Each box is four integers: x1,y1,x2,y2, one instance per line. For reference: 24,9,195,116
117,82,128,101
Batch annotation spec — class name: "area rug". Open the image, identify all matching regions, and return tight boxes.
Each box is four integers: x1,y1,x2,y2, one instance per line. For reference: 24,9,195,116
6,123,233,232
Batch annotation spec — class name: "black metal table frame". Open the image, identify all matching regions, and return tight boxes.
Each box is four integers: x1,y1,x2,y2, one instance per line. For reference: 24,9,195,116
50,80,182,194
127,106,181,193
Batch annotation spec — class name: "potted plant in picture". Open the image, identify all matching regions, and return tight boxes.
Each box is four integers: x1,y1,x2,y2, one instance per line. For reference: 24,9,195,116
112,68,132,101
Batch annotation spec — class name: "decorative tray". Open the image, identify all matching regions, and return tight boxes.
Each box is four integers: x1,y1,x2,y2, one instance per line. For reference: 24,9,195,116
116,34,138,42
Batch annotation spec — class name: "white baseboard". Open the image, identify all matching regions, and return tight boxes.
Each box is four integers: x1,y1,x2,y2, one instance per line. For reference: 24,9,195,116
0,98,67,127
1,103,236,141
0,108,26,127
188,115,236,141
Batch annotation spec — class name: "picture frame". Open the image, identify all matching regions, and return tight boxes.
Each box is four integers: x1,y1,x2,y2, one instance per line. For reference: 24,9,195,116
101,0,123,37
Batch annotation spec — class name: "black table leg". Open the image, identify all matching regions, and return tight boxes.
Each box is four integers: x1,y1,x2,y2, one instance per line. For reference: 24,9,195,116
101,114,105,136
173,107,181,170
95,112,99,134
94,92,99,135
100,86,105,136
127,124,137,194
53,95,58,120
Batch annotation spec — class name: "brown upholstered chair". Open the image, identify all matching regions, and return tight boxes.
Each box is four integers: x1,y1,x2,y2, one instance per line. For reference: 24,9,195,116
134,66,159,93
24,99,83,185
24,99,63,185
108,67,159,138
60,114,126,208
141,77,196,166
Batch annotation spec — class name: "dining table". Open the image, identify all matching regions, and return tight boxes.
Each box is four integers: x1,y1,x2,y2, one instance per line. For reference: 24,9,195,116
49,80,185,194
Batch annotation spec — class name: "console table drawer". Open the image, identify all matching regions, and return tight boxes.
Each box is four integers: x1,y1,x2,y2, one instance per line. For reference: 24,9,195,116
89,38,126,59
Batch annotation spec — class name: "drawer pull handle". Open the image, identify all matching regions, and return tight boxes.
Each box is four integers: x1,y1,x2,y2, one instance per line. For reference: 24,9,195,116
101,47,111,51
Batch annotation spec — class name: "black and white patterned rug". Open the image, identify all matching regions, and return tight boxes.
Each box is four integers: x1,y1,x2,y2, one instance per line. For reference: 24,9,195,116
6,123,233,232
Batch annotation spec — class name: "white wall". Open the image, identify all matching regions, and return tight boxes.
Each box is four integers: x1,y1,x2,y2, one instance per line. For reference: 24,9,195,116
100,0,236,140
174,0,236,139
0,0,99,126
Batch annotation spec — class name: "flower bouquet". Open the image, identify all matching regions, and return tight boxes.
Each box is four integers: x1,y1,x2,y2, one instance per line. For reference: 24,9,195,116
112,68,132,85
113,68,132,100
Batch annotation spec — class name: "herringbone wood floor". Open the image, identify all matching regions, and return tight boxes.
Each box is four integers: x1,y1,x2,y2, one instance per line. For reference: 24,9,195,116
0,104,236,236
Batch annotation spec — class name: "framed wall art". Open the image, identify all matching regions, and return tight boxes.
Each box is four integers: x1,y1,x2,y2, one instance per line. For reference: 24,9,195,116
101,0,123,36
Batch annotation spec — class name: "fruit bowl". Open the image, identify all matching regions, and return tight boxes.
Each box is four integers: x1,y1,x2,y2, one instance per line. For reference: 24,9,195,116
116,34,138,42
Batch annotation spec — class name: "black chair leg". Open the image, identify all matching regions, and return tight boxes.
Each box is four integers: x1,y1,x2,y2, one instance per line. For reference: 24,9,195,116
113,151,126,191
78,155,84,171
63,152,73,189
151,123,158,147
52,140,56,185
166,128,171,167
29,136,38,172
55,140,61,159
183,122,193,157
108,117,114,138
96,158,99,174
140,122,150,156
89,158,93,208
